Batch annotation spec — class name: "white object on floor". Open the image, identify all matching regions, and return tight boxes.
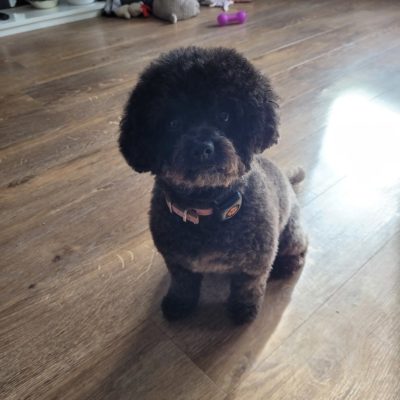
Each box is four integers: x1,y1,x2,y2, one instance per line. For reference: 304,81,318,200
0,0,105,37
67,0,96,5
28,0,59,9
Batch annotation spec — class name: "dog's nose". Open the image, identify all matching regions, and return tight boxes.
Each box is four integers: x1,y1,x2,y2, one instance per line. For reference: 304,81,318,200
191,140,215,162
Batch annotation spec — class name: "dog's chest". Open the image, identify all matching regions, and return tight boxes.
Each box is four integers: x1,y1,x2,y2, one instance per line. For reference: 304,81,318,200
150,177,277,273
188,253,233,273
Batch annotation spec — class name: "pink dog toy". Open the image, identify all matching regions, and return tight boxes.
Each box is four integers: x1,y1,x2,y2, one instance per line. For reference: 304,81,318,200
217,10,247,26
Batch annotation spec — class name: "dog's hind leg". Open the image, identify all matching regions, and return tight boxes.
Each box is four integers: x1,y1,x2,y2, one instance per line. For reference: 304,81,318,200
162,263,203,321
270,206,308,280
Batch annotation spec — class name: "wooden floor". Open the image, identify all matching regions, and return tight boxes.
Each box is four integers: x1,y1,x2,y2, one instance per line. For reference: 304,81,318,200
1,1,400,399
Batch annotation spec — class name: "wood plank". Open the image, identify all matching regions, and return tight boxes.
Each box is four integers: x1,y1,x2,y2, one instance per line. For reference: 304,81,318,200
323,231,400,346
1,319,225,400
229,301,400,400
229,232,400,398
0,153,153,302
0,84,127,151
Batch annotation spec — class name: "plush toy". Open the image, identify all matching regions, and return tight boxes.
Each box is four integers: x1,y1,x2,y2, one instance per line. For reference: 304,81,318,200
152,0,200,24
103,0,152,18
114,1,151,19
200,0,233,12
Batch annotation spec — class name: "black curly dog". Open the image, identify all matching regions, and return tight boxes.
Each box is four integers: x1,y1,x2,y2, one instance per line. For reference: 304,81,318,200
119,47,308,324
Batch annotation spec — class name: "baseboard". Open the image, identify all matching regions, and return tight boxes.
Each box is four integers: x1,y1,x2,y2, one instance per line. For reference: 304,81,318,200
0,0,105,37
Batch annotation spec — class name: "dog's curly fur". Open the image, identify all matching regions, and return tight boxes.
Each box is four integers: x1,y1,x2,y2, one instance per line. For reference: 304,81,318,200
119,47,308,324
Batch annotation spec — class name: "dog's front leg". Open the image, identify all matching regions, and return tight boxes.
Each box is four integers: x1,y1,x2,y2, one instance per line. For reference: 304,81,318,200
228,272,268,325
162,263,203,321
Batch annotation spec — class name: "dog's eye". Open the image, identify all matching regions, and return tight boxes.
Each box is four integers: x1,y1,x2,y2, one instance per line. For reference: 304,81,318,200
169,119,181,129
218,112,230,123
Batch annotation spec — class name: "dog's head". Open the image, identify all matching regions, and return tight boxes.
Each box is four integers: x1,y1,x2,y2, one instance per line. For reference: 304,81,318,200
119,47,279,188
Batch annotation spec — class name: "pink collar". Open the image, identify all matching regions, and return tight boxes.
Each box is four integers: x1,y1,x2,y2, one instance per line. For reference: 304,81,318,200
165,191,243,224
166,197,213,224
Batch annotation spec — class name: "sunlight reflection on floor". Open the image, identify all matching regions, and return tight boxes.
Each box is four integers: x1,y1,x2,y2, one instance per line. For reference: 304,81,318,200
319,92,400,209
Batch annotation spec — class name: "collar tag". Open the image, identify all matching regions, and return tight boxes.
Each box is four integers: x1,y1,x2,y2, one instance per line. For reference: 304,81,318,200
215,191,242,221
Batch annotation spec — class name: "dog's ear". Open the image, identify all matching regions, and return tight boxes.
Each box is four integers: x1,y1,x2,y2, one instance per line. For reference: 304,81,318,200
119,91,155,173
251,76,280,153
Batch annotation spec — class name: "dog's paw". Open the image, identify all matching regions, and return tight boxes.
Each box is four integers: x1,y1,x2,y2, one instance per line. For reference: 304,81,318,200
228,301,259,325
161,295,197,321
269,253,305,280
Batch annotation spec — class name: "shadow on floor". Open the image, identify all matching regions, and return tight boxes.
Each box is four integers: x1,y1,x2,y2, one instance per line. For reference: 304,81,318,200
86,264,303,399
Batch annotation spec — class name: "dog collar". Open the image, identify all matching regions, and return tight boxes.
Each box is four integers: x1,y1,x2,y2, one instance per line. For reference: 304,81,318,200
165,191,242,225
